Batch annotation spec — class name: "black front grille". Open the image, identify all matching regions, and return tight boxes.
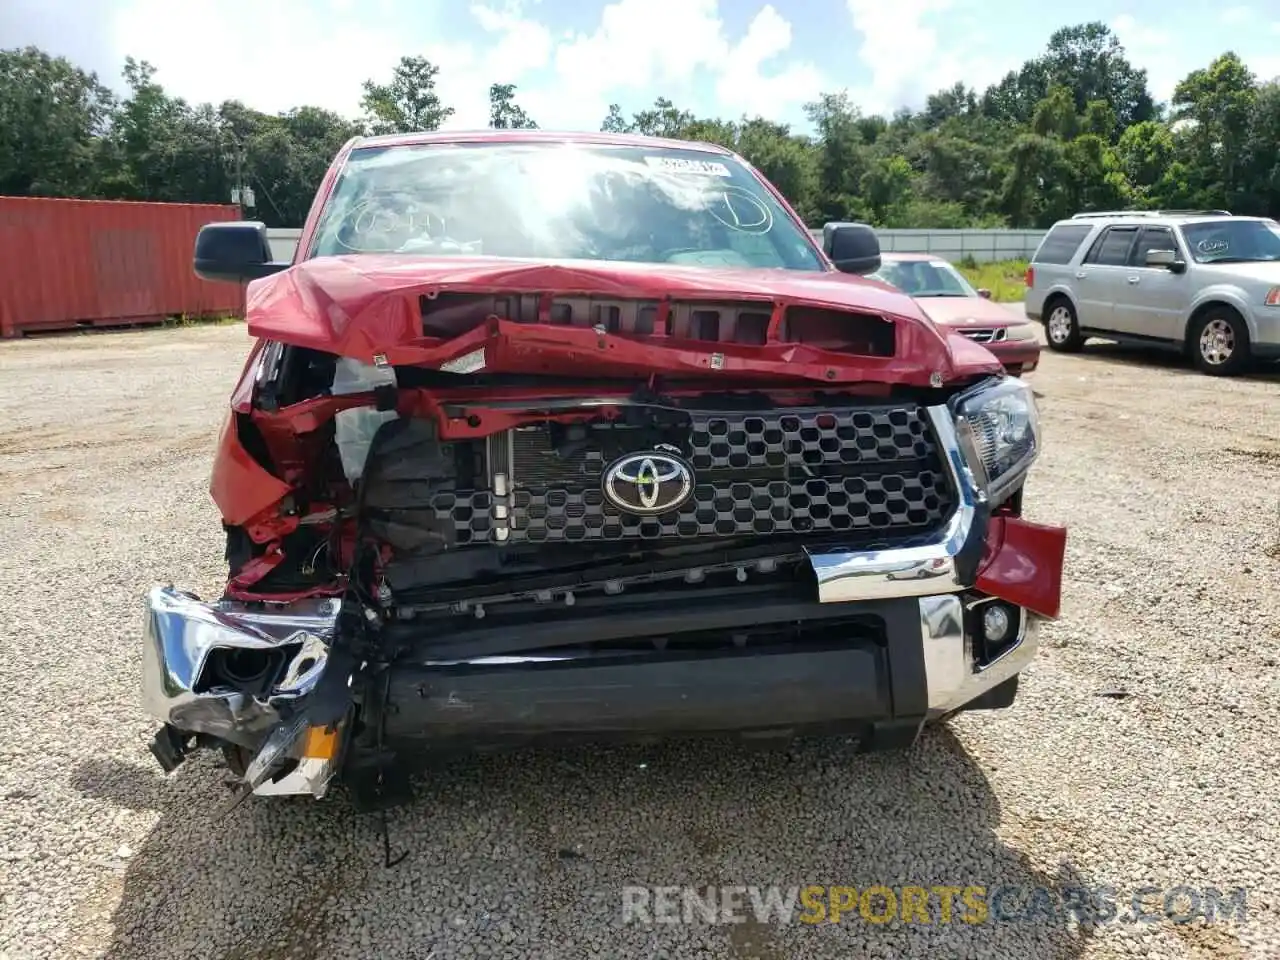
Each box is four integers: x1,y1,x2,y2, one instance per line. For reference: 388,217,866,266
430,406,955,546
959,328,1007,344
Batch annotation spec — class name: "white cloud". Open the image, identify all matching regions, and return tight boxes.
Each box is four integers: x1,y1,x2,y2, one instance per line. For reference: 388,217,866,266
554,0,728,93
529,0,734,128
424,2,555,128
450,0,825,131
712,6,824,120
1251,54,1280,83
110,0,414,116
543,0,824,129
1114,12,1280,99
106,0,824,133
1221,6,1251,25
1111,13,1177,102
1259,22,1280,77
841,0,1012,115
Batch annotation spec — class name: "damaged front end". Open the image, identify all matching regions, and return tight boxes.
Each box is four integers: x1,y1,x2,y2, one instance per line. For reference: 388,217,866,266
141,377,1066,802
141,253,1066,802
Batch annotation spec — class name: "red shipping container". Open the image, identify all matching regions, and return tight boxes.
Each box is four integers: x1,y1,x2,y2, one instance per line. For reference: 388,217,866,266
0,196,244,337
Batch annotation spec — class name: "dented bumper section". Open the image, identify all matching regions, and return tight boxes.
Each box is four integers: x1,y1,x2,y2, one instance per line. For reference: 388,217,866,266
141,584,1044,794
141,587,344,797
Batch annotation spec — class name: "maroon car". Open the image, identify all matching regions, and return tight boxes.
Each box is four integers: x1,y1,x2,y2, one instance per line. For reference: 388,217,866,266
140,131,1065,806
870,253,1042,376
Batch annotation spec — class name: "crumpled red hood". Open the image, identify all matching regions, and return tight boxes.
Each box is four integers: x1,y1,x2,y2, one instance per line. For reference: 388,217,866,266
245,255,1002,387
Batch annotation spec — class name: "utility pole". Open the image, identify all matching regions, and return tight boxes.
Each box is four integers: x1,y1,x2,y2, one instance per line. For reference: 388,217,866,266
228,142,255,214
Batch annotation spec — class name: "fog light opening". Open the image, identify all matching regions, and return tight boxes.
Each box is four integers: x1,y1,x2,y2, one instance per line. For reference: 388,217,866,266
982,605,1011,644
971,599,1022,668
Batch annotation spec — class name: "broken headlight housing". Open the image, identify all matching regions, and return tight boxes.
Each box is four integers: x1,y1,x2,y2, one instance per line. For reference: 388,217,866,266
953,377,1040,507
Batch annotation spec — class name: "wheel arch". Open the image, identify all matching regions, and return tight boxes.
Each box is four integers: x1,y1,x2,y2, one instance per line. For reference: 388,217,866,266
1183,299,1249,353
1041,288,1078,321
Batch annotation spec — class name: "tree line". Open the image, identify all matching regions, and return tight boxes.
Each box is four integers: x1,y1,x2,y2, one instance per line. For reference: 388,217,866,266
2,22,1277,230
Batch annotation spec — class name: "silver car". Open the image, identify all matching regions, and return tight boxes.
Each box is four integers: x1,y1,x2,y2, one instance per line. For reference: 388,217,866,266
1024,210,1280,376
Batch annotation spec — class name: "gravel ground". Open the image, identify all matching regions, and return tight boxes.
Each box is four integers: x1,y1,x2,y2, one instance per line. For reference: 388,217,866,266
0,323,1277,960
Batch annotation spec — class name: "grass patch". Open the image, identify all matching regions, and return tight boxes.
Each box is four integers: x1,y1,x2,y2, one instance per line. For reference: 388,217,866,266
161,312,242,328
955,258,1029,303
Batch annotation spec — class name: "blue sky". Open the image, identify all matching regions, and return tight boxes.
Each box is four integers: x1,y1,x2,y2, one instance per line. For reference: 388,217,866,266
4,0,1280,132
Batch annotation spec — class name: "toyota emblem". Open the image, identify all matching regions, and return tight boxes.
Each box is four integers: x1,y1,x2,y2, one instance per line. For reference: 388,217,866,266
602,450,695,515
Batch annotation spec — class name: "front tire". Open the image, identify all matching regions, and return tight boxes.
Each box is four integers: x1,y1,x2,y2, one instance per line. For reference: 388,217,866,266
1190,308,1251,376
1044,298,1083,353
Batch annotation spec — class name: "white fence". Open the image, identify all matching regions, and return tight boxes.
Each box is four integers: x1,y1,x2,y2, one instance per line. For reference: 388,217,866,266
266,227,1044,265
267,228,303,262
832,229,1046,262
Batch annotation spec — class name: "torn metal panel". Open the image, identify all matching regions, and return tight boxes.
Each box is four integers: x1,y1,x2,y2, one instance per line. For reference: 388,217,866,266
141,586,340,747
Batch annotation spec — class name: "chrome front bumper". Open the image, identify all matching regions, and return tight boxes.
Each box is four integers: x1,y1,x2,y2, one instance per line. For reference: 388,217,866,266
921,594,1037,716
140,591,1038,793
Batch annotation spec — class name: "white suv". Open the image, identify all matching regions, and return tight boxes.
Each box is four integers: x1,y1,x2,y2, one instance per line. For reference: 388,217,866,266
1024,210,1280,376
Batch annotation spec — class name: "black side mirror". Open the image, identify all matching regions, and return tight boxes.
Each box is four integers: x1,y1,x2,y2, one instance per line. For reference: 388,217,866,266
194,221,290,283
822,222,882,275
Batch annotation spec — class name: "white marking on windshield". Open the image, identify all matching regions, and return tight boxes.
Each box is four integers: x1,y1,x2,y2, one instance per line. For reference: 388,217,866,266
643,156,732,177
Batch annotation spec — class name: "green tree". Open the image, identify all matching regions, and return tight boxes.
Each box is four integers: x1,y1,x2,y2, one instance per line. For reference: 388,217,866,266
981,60,1051,126
922,83,978,128
0,47,115,196
1238,81,1280,214
861,154,915,225
489,83,537,129
1000,133,1071,226
1171,52,1257,207
96,59,226,204
600,103,628,133
2,29,1278,230
680,117,738,149
1039,23,1155,134
1081,99,1117,139
1064,134,1130,212
360,56,454,134
1031,85,1079,139
215,102,359,226
804,92,873,222
981,22,1154,138
1115,120,1175,202
628,97,695,138
734,118,819,222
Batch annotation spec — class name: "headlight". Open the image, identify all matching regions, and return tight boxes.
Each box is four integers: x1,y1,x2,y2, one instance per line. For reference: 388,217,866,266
953,377,1040,506
1004,322,1039,342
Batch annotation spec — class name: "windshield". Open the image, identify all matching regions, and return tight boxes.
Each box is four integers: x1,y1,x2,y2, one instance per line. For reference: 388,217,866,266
870,258,977,297
309,142,826,271
1180,219,1280,264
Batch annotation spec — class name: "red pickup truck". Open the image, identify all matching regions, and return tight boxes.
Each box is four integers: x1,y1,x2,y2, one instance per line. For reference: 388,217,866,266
140,129,1066,807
